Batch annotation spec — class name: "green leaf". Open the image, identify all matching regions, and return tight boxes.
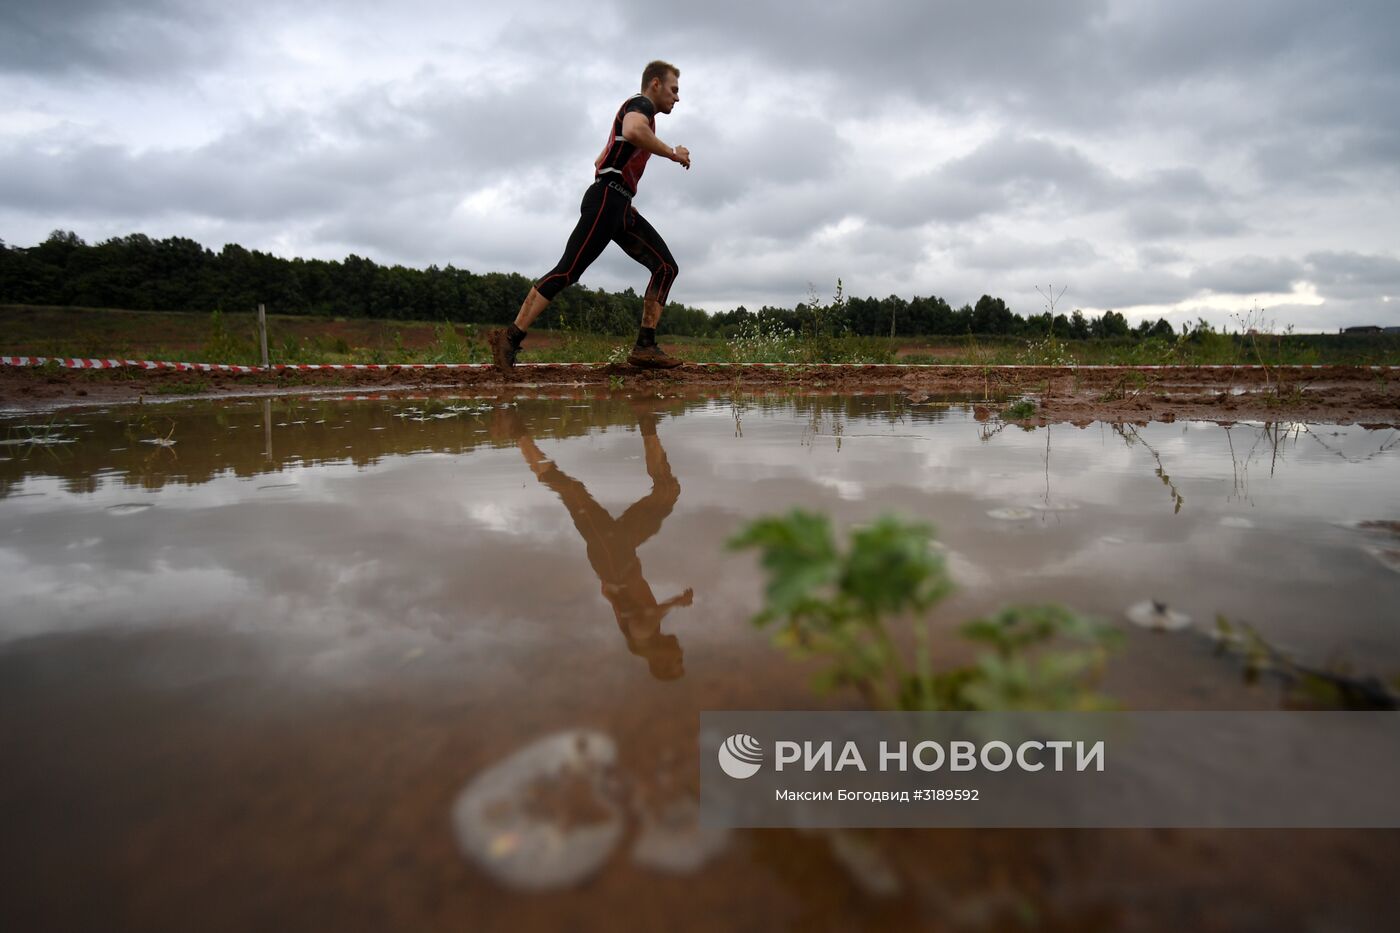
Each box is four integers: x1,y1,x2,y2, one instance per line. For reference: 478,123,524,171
728,510,840,617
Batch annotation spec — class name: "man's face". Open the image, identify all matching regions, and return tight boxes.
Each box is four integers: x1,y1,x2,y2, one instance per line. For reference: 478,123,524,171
651,73,679,113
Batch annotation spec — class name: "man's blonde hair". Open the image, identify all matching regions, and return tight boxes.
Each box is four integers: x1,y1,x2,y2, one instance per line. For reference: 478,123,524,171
641,60,679,91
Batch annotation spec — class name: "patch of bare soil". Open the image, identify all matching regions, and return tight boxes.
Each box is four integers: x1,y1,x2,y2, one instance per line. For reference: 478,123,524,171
1,364,1396,425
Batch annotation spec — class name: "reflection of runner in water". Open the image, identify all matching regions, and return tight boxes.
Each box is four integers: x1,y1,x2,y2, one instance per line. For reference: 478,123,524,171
504,404,693,680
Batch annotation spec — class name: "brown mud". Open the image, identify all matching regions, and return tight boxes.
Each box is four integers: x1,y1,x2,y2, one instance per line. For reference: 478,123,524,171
3,363,1397,425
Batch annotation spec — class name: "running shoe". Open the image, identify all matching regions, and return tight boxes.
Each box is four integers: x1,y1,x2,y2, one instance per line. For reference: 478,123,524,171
626,345,683,369
488,328,519,371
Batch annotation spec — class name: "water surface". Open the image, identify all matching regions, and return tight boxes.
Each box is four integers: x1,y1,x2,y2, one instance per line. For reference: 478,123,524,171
2,392,1398,930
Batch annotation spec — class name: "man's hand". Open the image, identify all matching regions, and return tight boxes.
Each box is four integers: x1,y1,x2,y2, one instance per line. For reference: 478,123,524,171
671,145,691,169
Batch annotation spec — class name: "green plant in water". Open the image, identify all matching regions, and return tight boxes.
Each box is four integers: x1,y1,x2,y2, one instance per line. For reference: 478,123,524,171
999,399,1037,421
1213,615,1399,709
728,510,1120,711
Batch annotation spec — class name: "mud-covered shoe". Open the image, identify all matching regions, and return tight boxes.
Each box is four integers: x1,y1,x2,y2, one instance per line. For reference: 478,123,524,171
488,328,520,371
626,344,683,369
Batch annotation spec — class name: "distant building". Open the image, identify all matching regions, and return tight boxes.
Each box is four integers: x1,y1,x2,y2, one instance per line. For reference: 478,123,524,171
1341,325,1383,334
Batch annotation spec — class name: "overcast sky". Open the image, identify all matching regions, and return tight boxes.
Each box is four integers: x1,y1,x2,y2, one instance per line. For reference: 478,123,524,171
3,0,1399,330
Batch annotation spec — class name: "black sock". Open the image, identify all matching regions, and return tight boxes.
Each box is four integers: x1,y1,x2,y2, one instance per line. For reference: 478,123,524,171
636,326,657,348
506,323,526,346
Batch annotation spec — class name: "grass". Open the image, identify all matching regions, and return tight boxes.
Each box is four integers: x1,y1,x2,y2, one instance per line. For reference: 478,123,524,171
999,399,1037,421
4,304,1399,367
150,378,210,395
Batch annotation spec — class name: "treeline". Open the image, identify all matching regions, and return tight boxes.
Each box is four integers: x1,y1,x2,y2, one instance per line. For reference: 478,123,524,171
0,230,1176,339
718,296,1174,341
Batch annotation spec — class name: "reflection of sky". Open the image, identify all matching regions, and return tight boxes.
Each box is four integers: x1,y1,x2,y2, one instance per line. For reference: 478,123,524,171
2,399,1398,680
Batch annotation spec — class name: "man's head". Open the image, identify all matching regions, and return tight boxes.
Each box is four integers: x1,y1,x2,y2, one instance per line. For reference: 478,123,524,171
641,60,680,114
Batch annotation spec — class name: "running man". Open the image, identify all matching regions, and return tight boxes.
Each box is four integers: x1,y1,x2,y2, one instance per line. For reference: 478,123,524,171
489,60,691,371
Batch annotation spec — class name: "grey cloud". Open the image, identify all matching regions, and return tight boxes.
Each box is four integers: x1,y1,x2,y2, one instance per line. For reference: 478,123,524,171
955,237,1101,273
1189,256,1306,295
870,174,1003,228
868,133,1120,229
1138,168,1221,206
663,112,849,210
1121,168,1243,241
1066,268,1198,312
0,73,594,226
1137,246,1188,267
686,182,853,243
1251,122,1400,194
0,141,345,220
866,133,1243,240
1124,205,1245,242
608,0,1400,213
610,0,1111,121
1304,251,1400,301
0,0,235,79
615,0,1399,132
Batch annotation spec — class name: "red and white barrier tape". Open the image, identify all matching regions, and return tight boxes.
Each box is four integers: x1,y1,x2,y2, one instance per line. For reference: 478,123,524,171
2,356,1397,372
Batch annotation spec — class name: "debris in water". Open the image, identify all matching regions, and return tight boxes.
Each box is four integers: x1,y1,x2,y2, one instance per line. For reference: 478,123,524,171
1126,600,1193,631
1354,520,1400,538
450,730,622,891
987,507,1035,521
105,503,153,515
1,436,75,446
1364,546,1400,575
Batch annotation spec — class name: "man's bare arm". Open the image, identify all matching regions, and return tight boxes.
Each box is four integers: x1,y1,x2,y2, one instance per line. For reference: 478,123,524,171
621,112,690,169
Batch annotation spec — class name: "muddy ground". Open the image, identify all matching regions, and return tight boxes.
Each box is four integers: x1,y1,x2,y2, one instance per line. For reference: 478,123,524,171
3,363,1396,425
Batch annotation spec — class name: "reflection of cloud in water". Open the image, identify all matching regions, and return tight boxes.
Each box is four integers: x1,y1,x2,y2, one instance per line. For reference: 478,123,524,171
466,500,522,535
813,474,866,501
0,548,245,642
3,398,1398,680
939,547,991,590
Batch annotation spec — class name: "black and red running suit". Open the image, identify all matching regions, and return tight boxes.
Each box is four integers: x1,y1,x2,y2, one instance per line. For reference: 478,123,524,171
534,94,678,304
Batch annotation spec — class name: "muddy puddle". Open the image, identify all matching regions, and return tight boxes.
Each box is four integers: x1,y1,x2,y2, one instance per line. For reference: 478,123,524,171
2,391,1399,931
